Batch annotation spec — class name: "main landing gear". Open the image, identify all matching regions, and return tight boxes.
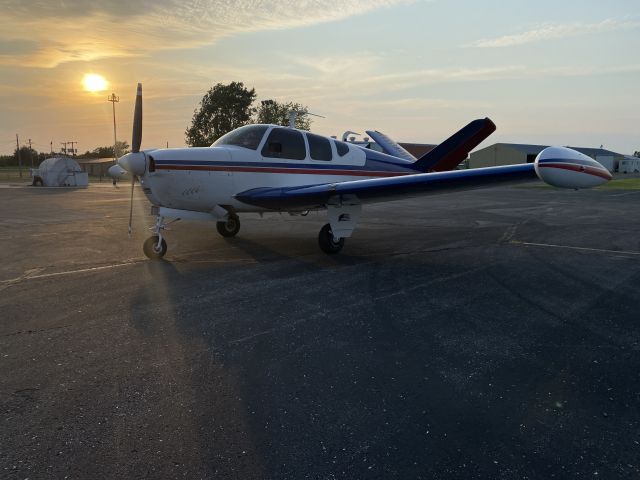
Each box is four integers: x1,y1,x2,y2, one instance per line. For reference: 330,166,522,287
216,214,240,238
318,223,344,254
140,203,359,258
317,200,362,254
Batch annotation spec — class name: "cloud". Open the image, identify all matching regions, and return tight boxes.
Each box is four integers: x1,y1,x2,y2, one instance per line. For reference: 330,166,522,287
0,0,414,68
470,18,640,48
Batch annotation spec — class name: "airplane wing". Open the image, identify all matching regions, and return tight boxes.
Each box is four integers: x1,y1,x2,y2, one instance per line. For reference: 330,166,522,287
235,163,537,210
365,130,416,161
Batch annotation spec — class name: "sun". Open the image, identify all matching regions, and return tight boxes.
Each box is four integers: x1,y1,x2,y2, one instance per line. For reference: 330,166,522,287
82,73,108,93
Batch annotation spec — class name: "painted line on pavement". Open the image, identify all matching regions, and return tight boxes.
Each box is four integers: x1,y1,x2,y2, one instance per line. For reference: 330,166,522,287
511,240,640,257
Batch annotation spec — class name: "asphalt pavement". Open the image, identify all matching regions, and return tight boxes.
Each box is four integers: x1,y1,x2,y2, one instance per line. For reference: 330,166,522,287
1,182,639,479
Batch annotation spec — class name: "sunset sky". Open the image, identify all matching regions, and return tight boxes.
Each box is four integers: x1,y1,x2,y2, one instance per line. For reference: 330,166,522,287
1,0,638,156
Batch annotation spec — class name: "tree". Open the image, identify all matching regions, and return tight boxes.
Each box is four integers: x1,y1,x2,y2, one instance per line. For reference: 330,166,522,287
114,140,130,158
185,82,256,147
255,100,312,131
87,140,130,159
13,146,38,167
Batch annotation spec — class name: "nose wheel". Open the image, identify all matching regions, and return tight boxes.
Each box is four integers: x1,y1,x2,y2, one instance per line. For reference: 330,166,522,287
143,235,167,259
143,214,170,259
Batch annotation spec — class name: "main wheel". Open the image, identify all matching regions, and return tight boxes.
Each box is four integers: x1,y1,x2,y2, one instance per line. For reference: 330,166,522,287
318,223,344,254
216,215,240,237
143,235,167,260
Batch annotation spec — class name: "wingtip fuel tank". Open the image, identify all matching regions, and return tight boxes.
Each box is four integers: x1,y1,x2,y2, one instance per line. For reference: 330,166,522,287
534,146,612,189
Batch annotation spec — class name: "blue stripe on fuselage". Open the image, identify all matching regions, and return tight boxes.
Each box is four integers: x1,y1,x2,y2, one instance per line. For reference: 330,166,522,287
155,152,418,174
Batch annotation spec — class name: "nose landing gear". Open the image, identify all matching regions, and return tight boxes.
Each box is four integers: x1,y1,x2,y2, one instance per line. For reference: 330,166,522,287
143,214,171,259
143,235,167,259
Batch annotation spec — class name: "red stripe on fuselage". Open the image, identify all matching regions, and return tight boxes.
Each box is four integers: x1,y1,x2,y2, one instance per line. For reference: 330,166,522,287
538,163,612,180
156,164,410,177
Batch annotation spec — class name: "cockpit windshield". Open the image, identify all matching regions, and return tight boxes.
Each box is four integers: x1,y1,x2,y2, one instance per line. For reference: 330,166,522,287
212,125,269,150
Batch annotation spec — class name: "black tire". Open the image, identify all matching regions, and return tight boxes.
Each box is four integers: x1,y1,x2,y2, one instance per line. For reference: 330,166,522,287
33,177,43,187
216,216,240,237
143,235,167,259
318,223,344,254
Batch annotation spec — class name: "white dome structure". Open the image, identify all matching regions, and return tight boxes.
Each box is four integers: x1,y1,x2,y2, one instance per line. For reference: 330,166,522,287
32,157,88,187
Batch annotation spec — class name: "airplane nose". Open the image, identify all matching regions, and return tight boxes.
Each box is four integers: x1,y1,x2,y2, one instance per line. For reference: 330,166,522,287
118,152,146,176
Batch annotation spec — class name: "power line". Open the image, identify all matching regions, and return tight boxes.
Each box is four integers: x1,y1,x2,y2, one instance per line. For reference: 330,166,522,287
28,138,34,167
60,141,78,156
16,134,22,178
108,93,119,160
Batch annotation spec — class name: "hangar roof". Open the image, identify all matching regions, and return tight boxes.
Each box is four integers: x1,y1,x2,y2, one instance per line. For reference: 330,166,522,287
488,143,623,157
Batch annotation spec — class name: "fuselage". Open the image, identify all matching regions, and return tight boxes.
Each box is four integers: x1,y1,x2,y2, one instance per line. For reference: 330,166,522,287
139,124,418,212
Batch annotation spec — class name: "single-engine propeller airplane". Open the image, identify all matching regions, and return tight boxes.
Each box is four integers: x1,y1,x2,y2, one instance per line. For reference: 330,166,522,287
110,84,612,259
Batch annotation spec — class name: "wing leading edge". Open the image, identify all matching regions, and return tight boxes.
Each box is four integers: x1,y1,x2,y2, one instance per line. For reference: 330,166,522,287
235,163,538,210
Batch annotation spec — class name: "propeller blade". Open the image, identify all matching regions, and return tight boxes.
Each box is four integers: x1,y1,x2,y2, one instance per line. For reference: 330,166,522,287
128,175,135,236
131,83,142,153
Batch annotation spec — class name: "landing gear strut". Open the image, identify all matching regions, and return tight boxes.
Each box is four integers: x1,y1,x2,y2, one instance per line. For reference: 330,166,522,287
217,214,240,237
143,215,169,259
318,223,344,254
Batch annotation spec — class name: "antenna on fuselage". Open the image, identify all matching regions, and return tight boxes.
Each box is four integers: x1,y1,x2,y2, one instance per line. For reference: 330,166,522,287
288,110,326,128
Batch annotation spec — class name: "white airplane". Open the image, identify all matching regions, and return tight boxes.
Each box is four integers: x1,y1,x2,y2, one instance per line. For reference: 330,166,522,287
111,84,612,259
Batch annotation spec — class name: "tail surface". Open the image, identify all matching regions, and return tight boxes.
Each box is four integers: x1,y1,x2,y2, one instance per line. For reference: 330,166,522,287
413,118,496,172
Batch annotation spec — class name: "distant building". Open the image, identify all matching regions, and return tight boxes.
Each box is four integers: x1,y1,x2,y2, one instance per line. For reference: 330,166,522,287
77,157,117,178
469,143,625,172
31,157,88,187
398,142,436,158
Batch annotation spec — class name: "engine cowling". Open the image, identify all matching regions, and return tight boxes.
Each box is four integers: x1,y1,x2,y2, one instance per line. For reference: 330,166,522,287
534,146,612,189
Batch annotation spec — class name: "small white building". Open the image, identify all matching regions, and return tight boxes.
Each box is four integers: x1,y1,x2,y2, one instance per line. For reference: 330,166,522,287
31,157,89,187
619,156,640,174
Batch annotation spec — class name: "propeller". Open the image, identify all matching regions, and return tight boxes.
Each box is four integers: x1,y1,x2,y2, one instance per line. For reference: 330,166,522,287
132,83,142,154
114,83,145,236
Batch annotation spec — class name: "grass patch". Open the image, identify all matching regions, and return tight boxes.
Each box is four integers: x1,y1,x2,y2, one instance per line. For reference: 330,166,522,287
517,176,640,190
0,167,31,181
595,177,640,190
0,167,114,184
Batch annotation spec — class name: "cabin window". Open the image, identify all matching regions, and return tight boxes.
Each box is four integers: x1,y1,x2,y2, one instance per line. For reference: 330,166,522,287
334,140,350,156
261,127,306,160
212,125,268,150
307,133,332,161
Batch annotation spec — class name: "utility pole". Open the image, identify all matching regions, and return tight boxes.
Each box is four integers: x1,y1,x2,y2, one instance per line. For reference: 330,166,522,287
28,138,33,168
68,141,78,156
108,93,119,160
50,141,53,155
60,142,67,156
16,134,22,178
